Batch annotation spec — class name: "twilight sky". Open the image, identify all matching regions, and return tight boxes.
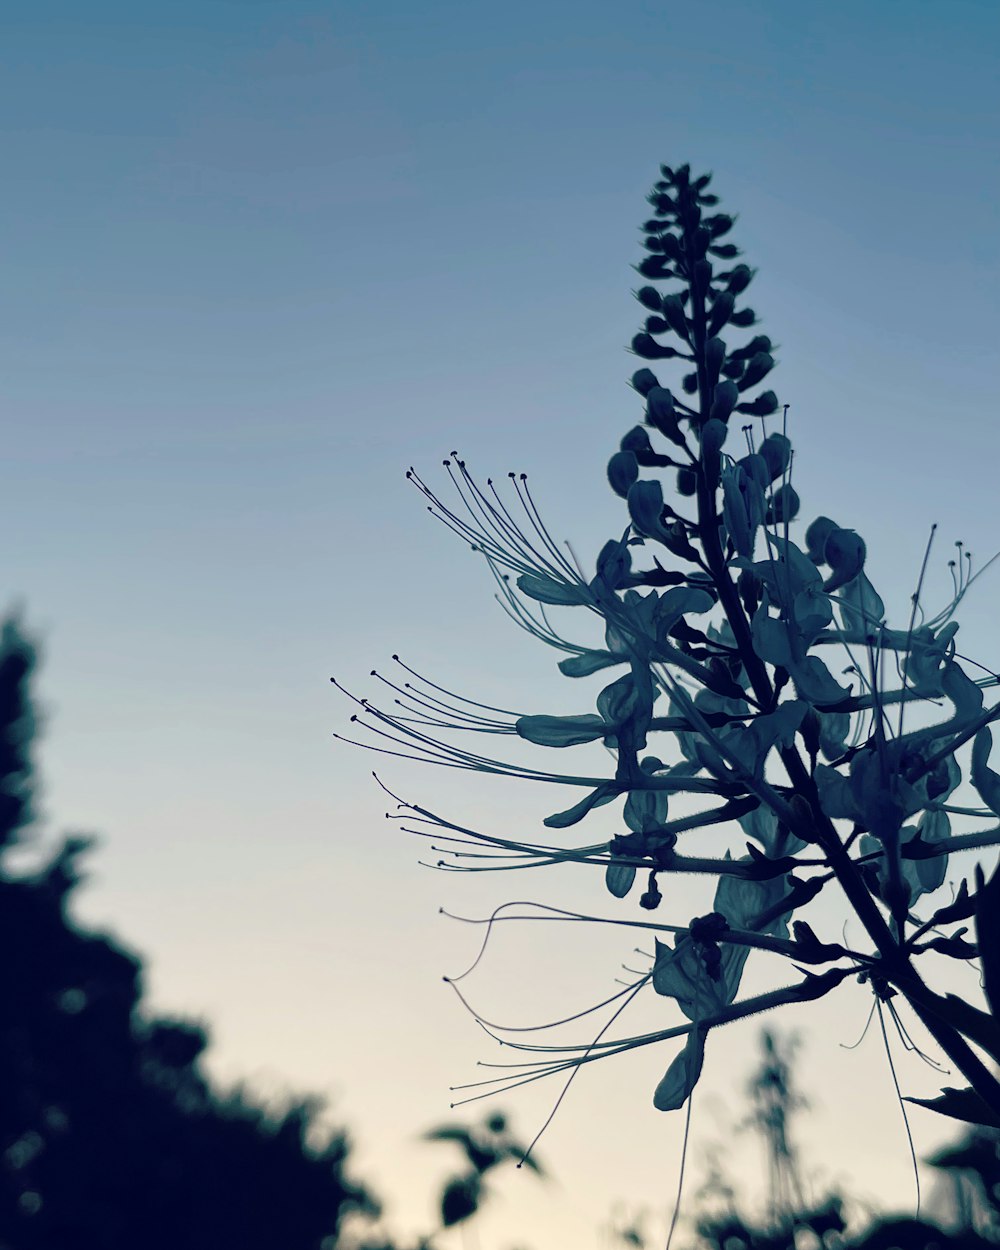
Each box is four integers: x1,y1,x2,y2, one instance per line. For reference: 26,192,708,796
3,1,1000,1246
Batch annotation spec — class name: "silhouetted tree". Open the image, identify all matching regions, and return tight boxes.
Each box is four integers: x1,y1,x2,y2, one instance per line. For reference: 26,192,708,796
0,615,375,1248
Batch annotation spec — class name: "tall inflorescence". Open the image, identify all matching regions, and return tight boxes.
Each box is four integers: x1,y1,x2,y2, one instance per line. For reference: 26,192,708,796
338,163,1000,1136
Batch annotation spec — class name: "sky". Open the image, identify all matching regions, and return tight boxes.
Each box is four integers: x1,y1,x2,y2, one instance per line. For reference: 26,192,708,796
3,0,1000,1245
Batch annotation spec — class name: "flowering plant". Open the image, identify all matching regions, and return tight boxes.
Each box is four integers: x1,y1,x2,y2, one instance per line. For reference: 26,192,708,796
338,164,1000,1138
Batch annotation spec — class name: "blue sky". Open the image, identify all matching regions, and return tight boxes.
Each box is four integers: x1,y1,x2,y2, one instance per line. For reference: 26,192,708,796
4,1,1000,1245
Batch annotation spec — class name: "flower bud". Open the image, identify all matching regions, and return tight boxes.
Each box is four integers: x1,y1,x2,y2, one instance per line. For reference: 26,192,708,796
661,294,690,342
636,286,663,312
709,380,739,423
707,291,735,336
738,351,775,392
607,450,639,498
631,368,659,396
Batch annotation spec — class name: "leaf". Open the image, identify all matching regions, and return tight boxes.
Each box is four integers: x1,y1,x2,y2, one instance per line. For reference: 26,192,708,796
516,572,592,606
543,783,619,829
751,604,794,668
815,763,859,821
653,1028,707,1112
515,714,607,748
929,879,975,927
441,1175,482,1227
972,727,1000,816
905,1087,1000,1130
558,650,625,678
605,860,637,899
975,860,1000,1018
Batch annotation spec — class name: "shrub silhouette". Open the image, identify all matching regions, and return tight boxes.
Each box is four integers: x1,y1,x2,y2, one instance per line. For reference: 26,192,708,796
0,616,374,1248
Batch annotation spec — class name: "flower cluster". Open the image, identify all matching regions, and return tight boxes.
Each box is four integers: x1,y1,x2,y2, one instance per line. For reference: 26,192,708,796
339,164,1000,1133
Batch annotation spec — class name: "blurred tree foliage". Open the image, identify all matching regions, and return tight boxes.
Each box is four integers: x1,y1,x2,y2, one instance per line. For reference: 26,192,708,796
0,616,375,1249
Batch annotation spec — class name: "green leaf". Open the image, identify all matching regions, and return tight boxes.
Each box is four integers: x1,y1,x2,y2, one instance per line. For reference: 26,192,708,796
515,714,607,748
653,1028,707,1112
605,860,636,899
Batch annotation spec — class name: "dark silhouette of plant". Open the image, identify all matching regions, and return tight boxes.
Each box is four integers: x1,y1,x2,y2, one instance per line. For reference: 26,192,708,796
0,615,375,1248
742,1030,808,1233
341,160,1000,1161
424,1111,544,1235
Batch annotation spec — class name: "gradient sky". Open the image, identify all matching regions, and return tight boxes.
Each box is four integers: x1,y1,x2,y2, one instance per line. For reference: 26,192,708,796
4,2,1000,1246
